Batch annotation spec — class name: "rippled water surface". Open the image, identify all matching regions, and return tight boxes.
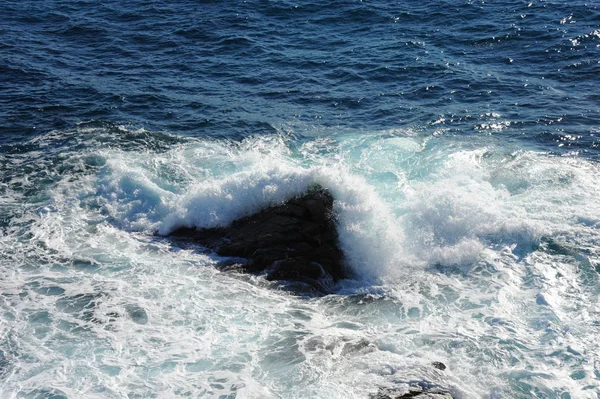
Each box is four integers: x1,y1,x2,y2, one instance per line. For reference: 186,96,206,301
1,1,600,398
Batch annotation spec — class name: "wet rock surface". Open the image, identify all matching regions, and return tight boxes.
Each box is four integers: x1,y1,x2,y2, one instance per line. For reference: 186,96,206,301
168,187,345,294
371,386,454,399
431,361,446,371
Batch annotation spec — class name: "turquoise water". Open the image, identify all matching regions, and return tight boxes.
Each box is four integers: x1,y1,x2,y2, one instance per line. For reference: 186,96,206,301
1,1,600,398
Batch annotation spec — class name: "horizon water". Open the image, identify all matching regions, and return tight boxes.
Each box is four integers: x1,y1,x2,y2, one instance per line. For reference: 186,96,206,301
1,1,600,398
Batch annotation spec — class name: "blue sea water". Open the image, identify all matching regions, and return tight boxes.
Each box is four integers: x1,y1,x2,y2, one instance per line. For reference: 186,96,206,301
1,0,600,398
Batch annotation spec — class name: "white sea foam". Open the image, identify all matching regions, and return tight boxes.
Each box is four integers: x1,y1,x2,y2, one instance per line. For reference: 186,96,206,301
2,128,600,398
91,133,598,280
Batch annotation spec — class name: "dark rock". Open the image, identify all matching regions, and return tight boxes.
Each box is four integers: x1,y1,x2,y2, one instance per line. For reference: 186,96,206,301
432,361,446,371
168,186,345,293
371,386,454,399
267,258,326,281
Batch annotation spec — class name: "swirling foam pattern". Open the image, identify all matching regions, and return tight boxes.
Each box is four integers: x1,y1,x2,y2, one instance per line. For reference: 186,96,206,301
2,0,600,398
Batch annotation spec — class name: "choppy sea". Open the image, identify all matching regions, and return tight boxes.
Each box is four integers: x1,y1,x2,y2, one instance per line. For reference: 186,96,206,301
1,1,600,398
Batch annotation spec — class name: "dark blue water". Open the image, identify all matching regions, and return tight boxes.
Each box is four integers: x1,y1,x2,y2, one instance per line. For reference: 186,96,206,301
2,1,600,398
2,0,599,153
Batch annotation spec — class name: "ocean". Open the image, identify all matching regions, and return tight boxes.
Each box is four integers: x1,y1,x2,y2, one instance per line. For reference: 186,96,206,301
1,1,600,398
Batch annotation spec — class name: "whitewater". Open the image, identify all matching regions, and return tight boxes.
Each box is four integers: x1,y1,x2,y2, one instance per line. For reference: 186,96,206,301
3,0,600,397
1,123,599,398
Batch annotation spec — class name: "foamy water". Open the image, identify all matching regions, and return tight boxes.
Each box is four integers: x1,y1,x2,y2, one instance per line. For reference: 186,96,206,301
1,126,600,398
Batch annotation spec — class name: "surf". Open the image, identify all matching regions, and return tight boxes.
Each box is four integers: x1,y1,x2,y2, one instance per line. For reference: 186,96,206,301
1,125,600,398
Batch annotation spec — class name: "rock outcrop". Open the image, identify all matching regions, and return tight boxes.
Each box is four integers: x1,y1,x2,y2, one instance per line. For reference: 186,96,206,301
372,386,454,399
168,186,345,294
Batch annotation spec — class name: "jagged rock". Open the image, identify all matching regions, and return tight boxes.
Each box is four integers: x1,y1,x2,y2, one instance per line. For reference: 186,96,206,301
431,362,446,371
168,186,345,293
371,386,454,399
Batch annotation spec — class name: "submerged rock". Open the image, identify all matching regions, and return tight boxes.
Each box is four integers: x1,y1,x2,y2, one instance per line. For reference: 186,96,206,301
431,361,446,371
168,186,345,294
371,386,454,399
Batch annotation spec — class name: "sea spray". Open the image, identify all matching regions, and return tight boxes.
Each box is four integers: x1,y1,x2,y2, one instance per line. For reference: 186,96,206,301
1,127,600,397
